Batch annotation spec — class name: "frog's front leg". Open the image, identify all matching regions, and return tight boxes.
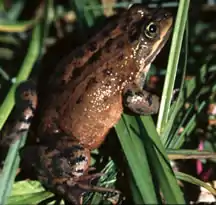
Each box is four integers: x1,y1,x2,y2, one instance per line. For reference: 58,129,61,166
123,84,160,115
21,136,120,205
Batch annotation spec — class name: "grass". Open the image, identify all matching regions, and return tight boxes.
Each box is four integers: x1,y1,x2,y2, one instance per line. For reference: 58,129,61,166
0,0,216,204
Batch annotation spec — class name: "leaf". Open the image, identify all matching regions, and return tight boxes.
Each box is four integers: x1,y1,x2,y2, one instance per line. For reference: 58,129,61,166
176,172,216,196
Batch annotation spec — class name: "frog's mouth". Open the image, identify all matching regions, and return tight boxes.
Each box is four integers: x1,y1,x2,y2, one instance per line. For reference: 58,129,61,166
137,13,173,76
146,25,172,66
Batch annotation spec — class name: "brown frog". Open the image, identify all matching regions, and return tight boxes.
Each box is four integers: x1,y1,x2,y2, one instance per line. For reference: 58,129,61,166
6,4,173,205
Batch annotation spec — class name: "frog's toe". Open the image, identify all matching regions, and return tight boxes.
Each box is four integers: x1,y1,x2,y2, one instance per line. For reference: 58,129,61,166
79,172,103,181
76,175,121,204
21,143,121,204
65,172,120,204
60,184,85,205
103,191,124,205
56,174,119,205
49,181,85,205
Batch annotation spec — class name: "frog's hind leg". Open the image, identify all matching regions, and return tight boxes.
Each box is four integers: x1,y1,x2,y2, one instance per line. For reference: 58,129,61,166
1,81,37,146
21,137,120,205
20,140,90,205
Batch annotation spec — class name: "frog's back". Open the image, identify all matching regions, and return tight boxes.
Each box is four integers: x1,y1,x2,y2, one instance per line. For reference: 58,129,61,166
39,32,138,149
38,4,172,149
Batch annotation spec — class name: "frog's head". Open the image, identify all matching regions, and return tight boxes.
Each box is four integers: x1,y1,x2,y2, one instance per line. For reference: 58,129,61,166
127,5,173,71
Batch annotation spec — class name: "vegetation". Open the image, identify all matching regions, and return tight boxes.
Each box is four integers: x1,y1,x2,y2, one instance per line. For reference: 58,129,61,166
0,0,216,204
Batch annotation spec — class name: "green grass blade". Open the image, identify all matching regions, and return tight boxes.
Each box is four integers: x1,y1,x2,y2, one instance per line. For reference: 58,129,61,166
8,181,53,205
140,116,185,204
162,22,188,146
176,172,216,196
0,133,28,204
172,101,206,149
184,63,208,98
0,23,42,204
84,0,103,28
115,114,158,204
70,0,88,31
0,19,38,32
0,35,20,45
0,66,10,80
0,24,41,131
8,191,54,205
0,0,5,11
88,161,118,204
167,149,216,160
129,176,143,204
165,102,193,148
0,2,52,203
7,1,25,21
157,0,190,134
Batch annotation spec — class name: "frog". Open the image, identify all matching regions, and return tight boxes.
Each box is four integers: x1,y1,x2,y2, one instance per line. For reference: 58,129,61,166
3,4,173,205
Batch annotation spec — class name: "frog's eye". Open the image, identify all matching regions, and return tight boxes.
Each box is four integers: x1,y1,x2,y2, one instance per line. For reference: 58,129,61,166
144,22,158,39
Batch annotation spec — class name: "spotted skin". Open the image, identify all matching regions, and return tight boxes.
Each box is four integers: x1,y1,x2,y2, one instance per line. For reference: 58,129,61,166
3,4,173,205
123,85,160,115
20,136,120,205
1,81,38,145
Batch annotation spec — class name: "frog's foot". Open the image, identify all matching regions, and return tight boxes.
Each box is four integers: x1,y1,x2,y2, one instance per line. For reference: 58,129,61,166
21,139,120,205
63,173,121,205
123,85,160,115
1,81,37,146
103,191,124,205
